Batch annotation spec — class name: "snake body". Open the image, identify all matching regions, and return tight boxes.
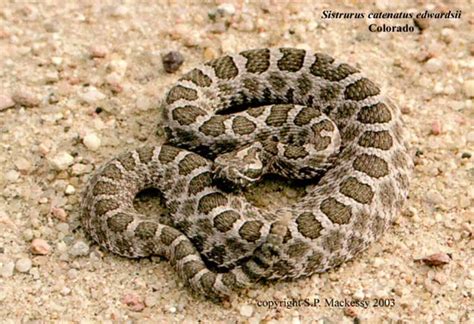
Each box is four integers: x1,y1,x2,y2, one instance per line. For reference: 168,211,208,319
81,48,412,301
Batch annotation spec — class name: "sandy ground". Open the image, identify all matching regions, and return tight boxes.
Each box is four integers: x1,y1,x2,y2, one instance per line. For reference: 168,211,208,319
0,0,472,322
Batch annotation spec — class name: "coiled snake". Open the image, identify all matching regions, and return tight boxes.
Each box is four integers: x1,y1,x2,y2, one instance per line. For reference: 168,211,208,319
81,48,412,301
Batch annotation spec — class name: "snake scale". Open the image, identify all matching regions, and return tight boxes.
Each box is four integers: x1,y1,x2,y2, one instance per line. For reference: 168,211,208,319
81,48,412,301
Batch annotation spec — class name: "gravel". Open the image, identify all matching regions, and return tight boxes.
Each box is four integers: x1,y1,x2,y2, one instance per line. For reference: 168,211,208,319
0,1,471,322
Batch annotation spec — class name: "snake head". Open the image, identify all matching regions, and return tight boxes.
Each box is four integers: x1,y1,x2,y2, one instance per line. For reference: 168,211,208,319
212,145,266,190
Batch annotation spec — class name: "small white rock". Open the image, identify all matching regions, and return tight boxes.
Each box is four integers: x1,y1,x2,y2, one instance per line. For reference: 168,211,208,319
108,59,128,76
0,94,15,111
60,287,72,296
83,133,101,151
51,56,63,66
111,5,128,17
44,71,59,83
72,163,92,175
69,240,90,257
15,258,32,273
78,86,106,104
50,151,74,170
353,289,365,300
217,3,236,16
463,79,474,98
425,58,443,73
240,304,254,317
65,184,76,195
5,169,20,182
1,261,15,278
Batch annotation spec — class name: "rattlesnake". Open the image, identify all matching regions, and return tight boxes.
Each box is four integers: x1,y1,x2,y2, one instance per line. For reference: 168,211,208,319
81,48,412,301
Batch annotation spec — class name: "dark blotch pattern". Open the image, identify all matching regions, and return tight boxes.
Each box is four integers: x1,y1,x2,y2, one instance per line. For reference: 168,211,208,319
268,72,287,91
166,85,198,104
296,212,322,239
344,78,380,101
188,172,213,196
294,107,320,126
160,227,181,246
172,105,207,126
353,154,389,178
135,221,158,239
137,146,155,164
198,192,228,214
277,48,306,72
340,177,374,204
232,116,256,135
107,212,133,232
320,198,351,224
239,220,263,242
266,104,292,127
199,116,227,137
241,48,270,73
158,145,181,164
93,181,119,196
178,153,207,175
358,130,393,150
214,210,240,232
357,103,392,124
94,199,120,217
179,68,212,87
206,55,238,80
284,145,309,159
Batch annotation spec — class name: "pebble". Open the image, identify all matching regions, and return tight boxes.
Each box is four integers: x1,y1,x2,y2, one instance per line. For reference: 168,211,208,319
420,253,451,266
51,56,63,66
121,293,145,312
15,258,32,273
216,3,236,16
60,287,71,296
89,45,108,58
71,163,89,175
31,238,51,255
64,185,76,195
144,294,158,307
107,59,128,76
83,133,101,151
430,121,442,135
5,169,20,182
23,228,34,241
12,89,40,107
0,94,15,111
50,151,74,170
51,207,68,221
44,71,59,83
425,58,443,73
162,51,184,73
14,157,32,172
462,79,474,98
110,5,129,18
56,222,69,234
240,304,254,317
69,240,90,257
353,289,365,300
425,189,445,205
78,87,106,104
1,261,15,278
